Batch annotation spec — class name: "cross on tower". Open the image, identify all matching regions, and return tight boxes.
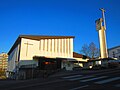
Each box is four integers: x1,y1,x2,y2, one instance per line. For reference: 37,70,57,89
24,41,33,56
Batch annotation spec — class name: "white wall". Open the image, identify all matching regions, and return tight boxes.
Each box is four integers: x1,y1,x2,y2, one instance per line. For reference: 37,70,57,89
8,44,20,72
20,38,73,60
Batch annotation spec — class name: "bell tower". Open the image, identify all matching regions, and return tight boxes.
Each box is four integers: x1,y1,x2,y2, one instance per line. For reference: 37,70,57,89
95,8,108,58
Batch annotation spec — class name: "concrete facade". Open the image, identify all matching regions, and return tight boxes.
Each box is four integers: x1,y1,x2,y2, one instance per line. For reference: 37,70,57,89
98,26,108,58
108,46,120,60
0,53,8,71
8,35,74,76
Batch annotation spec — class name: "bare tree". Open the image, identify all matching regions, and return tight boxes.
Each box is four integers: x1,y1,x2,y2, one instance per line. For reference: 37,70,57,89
81,42,100,59
81,44,90,57
89,42,99,58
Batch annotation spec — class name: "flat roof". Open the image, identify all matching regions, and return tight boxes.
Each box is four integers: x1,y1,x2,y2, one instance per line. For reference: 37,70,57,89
108,45,120,50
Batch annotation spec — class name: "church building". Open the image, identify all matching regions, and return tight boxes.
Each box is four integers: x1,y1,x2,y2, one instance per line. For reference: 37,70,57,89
8,35,74,79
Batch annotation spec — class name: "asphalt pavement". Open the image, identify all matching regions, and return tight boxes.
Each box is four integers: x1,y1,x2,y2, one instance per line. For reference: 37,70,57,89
0,68,120,90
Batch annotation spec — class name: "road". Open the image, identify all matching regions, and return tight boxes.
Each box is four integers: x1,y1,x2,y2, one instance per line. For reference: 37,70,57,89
0,68,120,90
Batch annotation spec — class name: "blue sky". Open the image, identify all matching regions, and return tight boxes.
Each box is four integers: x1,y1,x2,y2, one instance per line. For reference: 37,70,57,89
0,0,120,53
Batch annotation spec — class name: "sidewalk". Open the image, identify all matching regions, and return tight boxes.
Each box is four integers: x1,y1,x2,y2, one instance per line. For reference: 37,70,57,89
49,68,120,78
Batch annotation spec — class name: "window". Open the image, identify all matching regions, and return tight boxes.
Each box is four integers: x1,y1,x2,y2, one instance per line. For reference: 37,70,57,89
43,40,45,51
112,51,115,58
119,56,120,60
39,40,41,50
117,49,120,53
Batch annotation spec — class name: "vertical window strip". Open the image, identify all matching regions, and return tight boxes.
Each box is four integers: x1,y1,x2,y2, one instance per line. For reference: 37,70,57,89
50,39,52,52
56,39,58,53
52,39,54,52
39,40,41,50
67,39,69,55
63,39,65,54
45,39,47,51
59,39,60,53
47,39,48,51
54,39,56,52
57,39,59,53
41,39,43,51
43,39,45,51
48,39,51,52
65,39,67,54
66,39,68,54
69,39,71,54
62,39,64,53
60,39,62,53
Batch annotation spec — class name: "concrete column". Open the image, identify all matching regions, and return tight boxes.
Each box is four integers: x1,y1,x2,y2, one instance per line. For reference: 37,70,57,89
98,26,108,58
